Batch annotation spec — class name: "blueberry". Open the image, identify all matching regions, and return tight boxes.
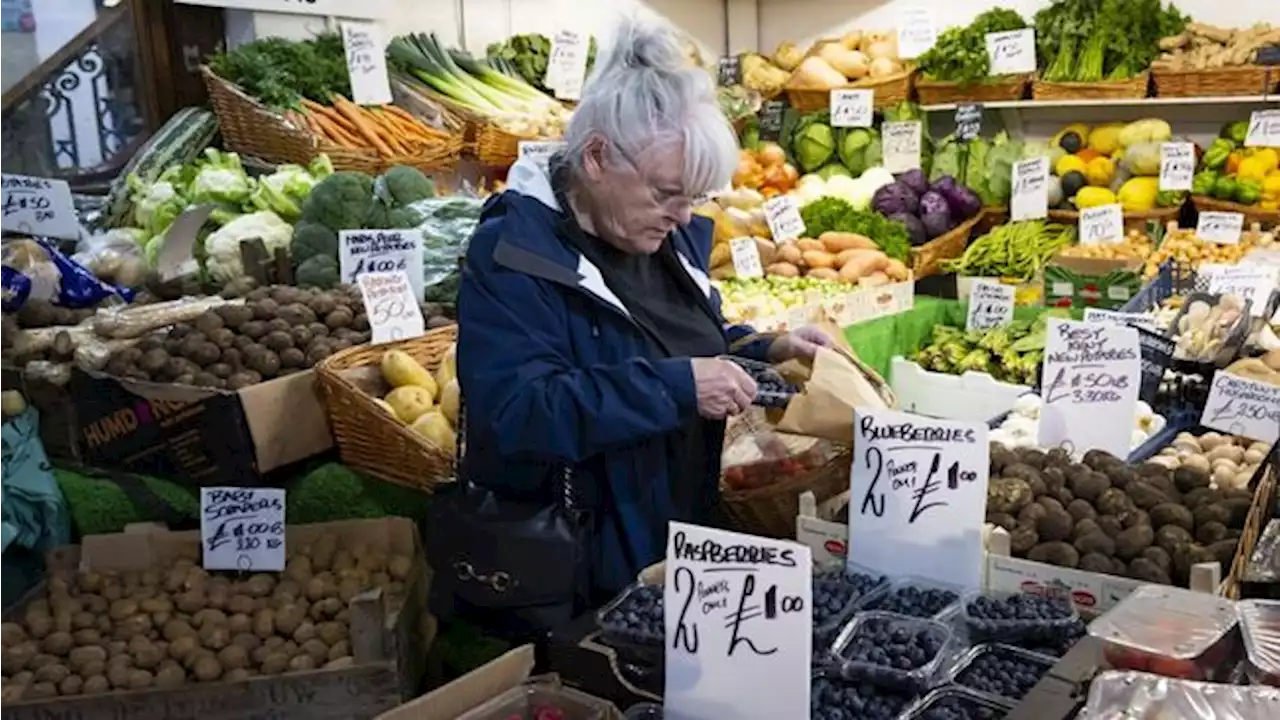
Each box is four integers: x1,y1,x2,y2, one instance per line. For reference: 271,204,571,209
841,616,946,691
1012,617,1086,657
956,647,1053,701
918,695,1004,720
871,585,960,618
730,357,802,408
965,593,1075,640
813,571,885,631
600,585,664,640
811,678,912,720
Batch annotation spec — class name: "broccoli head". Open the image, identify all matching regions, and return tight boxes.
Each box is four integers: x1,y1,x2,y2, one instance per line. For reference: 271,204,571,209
363,200,392,230
387,205,426,229
295,253,340,289
382,165,435,206
292,220,339,262
299,171,374,231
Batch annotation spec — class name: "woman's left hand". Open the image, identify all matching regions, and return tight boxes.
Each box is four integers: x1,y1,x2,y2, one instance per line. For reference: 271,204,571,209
767,325,835,362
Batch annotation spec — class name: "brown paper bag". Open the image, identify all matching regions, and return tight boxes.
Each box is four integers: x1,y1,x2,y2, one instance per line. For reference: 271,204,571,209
770,322,896,444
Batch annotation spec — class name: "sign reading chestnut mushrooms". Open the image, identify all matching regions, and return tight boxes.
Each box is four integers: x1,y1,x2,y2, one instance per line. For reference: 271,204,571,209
1038,319,1140,459
663,522,812,720
339,229,425,301
1200,371,1280,446
200,487,286,571
849,408,988,588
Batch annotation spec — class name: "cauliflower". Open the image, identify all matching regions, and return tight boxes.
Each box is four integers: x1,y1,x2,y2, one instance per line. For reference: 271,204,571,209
128,177,186,238
189,149,252,205
203,210,293,282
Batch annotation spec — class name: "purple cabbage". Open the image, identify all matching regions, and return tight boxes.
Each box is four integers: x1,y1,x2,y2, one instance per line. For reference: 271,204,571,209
931,175,982,220
889,212,928,246
930,175,958,195
919,190,950,218
898,168,928,197
872,182,919,217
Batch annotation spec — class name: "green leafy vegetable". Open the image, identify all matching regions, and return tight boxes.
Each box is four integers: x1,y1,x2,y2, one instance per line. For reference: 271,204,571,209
207,33,350,109
485,33,597,94
917,8,1029,83
1035,0,1187,82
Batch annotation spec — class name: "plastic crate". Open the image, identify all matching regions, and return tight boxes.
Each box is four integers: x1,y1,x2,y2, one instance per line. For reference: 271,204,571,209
1126,408,1200,463
1122,262,1184,314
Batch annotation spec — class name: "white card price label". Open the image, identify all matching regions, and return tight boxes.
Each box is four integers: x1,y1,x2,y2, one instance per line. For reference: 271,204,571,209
830,89,874,128
1079,204,1124,245
663,522,811,720
1200,372,1280,445
763,195,805,242
357,271,426,344
546,30,589,101
882,121,923,174
985,29,1036,75
1038,319,1141,459
730,237,764,279
1,173,79,239
1204,264,1279,316
850,408,989,588
339,229,425,300
517,140,565,170
1010,157,1049,222
897,6,937,59
1159,142,1195,192
1083,308,1159,333
966,280,1015,331
1196,211,1244,245
200,488,286,572
342,21,392,105
1245,109,1280,148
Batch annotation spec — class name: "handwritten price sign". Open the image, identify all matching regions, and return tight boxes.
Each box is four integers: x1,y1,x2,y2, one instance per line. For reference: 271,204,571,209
850,408,988,588
1010,157,1049,222
663,522,811,720
896,6,937,59
985,29,1036,75
966,280,1014,331
1,173,79,239
546,29,589,101
763,195,805,242
882,121,923,174
1079,204,1124,245
357,271,426,344
339,229,424,299
1196,211,1245,245
1038,319,1140,458
1203,263,1279,316
200,487,286,571
1245,109,1280,148
1159,143,1195,192
1083,308,1158,333
342,21,392,105
830,89,874,128
1201,372,1280,445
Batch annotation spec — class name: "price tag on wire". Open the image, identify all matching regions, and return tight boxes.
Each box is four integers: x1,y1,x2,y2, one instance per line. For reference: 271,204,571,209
730,237,764,279
662,522,811,720
882,121,922,174
1245,109,1280,148
1200,372,1280,445
1158,142,1195,192
1196,211,1244,245
717,55,742,86
1038,319,1140,459
966,280,1014,331
830,89,873,128
357,270,426,344
985,29,1036,75
1078,204,1124,245
1,173,79,239
849,408,988,588
518,140,565,170
762,195,805,242
955,104,982,141
200,488,286,572
546,29,589,101
1010,157,1049,222
341,21,392,105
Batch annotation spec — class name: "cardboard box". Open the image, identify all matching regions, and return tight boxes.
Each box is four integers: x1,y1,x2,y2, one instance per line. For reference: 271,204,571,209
69,367,332,484
377,644,622,720
2,517,433,720
1042,256,1143,310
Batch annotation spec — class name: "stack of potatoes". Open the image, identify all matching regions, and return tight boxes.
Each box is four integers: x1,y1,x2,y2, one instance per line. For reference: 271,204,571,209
766,233,909,287
0,535,412,702
375,343,460,453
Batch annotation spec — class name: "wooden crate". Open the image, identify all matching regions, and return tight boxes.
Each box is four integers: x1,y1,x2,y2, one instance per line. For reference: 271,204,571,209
2,518,434,720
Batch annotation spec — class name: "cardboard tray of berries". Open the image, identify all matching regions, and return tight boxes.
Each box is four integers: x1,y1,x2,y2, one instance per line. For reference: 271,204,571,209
831,611,956,694
901,685,1014,719
946,643,1058,704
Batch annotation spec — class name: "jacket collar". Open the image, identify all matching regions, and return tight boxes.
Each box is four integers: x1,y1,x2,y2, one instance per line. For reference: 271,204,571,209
494,157,714,319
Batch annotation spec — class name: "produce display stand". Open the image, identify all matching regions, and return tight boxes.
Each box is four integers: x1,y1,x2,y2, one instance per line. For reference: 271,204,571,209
1,518,433,720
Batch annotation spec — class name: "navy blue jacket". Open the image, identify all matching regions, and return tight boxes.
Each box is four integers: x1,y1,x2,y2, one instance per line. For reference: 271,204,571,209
456,160,772,595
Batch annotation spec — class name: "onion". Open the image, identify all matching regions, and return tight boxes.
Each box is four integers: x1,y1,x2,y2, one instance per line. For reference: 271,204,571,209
756,142,787,168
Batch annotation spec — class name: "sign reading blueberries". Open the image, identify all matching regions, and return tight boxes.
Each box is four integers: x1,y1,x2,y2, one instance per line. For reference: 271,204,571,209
1134,327,1174,406
663,522,812,720
200,487,286,571
716,55,742,87
1200,372,1280,445
1038,319,1140,458
849,408,989,589
955,104,982,141
757,99,788,141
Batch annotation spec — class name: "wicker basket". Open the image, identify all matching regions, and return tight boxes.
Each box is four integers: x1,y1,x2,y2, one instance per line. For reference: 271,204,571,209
975,206,1009,235
1047,205,1182,232
914,74,1030,105
910,212,983,279
719,446,852,538
786,68,915,113
202,67,465,174
1221,454,1277,599
1031,72,1150,100
1191,195,1280,229
1152,65,1276,98
315,325,458,493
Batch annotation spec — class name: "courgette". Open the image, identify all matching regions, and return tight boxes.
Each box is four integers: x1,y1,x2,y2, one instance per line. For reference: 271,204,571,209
101,107,219,230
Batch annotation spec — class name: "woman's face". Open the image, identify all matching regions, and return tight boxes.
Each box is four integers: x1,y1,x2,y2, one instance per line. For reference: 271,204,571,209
579,138,693,254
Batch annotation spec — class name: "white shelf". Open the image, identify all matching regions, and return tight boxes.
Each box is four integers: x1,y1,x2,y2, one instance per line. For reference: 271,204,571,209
922,95,1279,112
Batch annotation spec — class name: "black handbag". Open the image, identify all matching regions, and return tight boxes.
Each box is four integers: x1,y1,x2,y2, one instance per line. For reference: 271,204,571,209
426,405,591,639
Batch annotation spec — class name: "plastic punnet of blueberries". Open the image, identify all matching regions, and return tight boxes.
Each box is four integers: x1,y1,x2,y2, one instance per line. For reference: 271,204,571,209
864,579,961,619
727,356,802,408
953,644,1056,702
813,568,888,641
1009,617,1086,658
904,686,1013,720
597,584,664,647
962,590,1080,643
811,675,916,720
834,612,952,694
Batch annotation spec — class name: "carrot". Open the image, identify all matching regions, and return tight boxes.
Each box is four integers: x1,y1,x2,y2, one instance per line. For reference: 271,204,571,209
331,95,395,156
310,114,360,148
382,105,423,125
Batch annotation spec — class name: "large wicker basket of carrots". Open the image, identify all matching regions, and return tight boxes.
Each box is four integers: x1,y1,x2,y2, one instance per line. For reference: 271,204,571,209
202,66,464,174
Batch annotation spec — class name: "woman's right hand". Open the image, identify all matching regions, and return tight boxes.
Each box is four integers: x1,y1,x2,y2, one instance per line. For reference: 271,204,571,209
690,358,758,420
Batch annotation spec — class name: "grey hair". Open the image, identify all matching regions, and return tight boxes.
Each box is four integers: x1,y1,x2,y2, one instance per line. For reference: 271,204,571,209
561,17,736,197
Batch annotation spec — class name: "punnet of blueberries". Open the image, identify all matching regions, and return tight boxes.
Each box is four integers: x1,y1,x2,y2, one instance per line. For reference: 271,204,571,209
728,356,802,408
835,612,951,693
907,687,1011,720
963,591,1079,642
954,644,1055,701
866,582,960,619
1011,617,1086,657
813,569,886,639
598,584,664,645
811,676,915,720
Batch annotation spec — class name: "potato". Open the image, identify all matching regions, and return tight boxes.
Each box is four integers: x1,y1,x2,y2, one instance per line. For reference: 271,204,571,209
274,605,306,637
68,645,107,669
33,663,70,685
163,619,195,642
155,664,185,689
82,674,109,694
331,551,355,574
328,640,351,663
287,654,317,672
380,350,437,395
192,655,222,682
28,682,57,699
125,669,153,690
42,631,73,656
113,614,153,639
217,645,249,671
225,594,255,616
228,613,253,636
80,595,108,615
260,652,290,675
25,613,53,639
69,611,96,632
385,385,435,424
130,637,163,670
192,608,227,629
316,622,347,646
224,668,253,683
411,411,455,451
57,674,84,696
108,598,139,621
140,597,173,615
206,584,230,611
292,621,317,644
243,574,276,598
27,653,59,671
273,579,303,602
78,660,105,679
765,261,800,278
801,250,837,269
175,590,206,614
3,641,38,670
305,577,335,602
106,663,132,689
199,624,231,651
284,556,314,586
309,598,342,621
252,610,275,639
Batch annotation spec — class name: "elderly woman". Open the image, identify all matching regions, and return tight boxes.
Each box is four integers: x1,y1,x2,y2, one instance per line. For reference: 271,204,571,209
451,20,831,616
